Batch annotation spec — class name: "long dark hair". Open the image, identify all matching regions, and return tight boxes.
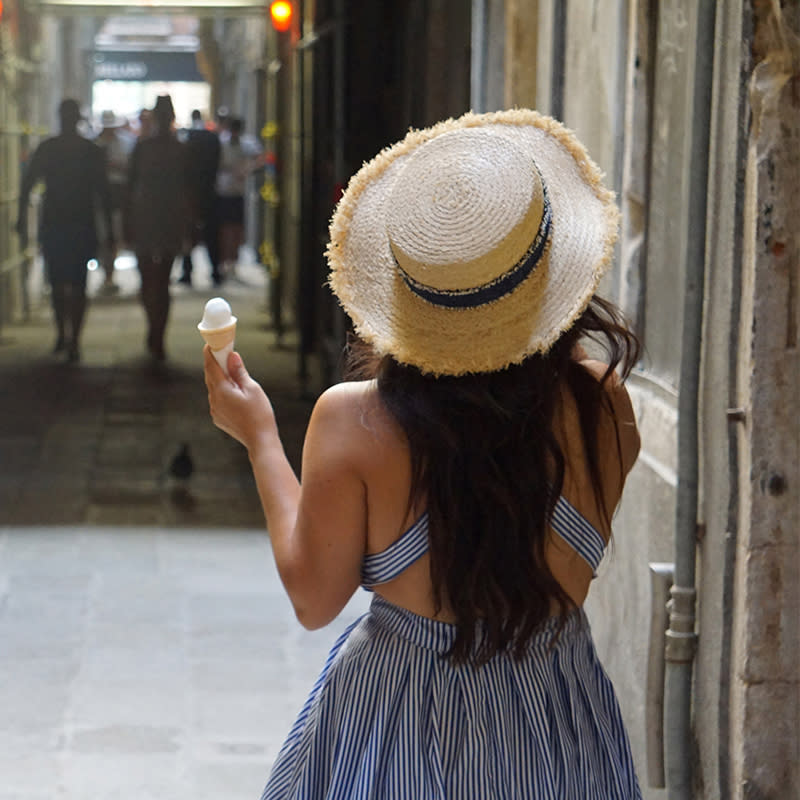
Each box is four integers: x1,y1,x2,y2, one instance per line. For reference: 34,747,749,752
344,296,640,664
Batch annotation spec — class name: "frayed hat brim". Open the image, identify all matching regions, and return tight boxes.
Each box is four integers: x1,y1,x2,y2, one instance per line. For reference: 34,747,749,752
327,109,619,376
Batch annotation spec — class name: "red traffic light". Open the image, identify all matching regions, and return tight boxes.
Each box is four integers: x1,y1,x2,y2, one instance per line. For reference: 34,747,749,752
269,1,293,32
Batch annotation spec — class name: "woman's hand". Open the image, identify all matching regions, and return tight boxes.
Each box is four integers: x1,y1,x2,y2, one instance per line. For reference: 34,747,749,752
203,345,276,452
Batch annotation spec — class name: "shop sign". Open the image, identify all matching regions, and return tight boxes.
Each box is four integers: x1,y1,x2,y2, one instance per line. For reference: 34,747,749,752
93,51,205,82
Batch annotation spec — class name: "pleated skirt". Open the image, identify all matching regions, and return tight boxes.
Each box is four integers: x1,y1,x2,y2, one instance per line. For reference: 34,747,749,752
261,595,643,800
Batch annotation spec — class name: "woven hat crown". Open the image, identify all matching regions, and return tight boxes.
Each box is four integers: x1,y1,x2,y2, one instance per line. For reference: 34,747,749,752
387,129,548,301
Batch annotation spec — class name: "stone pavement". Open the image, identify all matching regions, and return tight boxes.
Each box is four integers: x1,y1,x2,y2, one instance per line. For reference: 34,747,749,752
0,250,313,527
0,252,372,799
0,526,371,800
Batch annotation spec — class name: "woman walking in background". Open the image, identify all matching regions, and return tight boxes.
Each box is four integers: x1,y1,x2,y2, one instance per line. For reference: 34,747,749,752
125,95,188,361
215,117,262,279
204,109,644,798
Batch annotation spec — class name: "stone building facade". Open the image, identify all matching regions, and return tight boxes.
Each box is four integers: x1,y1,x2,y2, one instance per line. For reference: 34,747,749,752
2,2,797,797
246,3,800,794
473,2,798,798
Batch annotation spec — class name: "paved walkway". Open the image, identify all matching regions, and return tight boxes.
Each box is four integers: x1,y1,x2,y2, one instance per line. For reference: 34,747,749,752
0,250,310,527
0,526,371,800
0,252,372,799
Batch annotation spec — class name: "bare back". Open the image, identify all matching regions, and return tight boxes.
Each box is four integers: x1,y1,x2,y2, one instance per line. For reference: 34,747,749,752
325,360,640,621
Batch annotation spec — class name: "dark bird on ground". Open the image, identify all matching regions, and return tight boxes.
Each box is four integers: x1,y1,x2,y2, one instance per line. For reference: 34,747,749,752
169,442,194,481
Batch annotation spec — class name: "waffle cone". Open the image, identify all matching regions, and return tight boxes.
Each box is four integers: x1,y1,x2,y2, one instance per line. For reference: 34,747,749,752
198,322,236,351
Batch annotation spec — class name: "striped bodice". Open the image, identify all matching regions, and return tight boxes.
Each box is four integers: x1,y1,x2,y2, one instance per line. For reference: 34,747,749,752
361,495,606,587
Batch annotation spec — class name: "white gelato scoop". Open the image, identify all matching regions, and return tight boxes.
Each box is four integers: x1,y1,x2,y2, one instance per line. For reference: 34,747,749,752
198,297,238,374
199,297,236,331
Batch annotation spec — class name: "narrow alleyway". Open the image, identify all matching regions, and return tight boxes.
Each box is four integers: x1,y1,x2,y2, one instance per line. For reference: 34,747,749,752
0,254,371,800
0,252,311,527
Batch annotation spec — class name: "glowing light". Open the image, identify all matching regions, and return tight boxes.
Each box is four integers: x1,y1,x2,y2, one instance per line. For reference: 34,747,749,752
269,0,293,32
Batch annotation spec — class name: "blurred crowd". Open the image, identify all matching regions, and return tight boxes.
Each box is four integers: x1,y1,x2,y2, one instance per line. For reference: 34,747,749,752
16,95,264,363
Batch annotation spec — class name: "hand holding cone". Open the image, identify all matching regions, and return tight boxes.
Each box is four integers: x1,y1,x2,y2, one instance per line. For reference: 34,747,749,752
198,297,237,375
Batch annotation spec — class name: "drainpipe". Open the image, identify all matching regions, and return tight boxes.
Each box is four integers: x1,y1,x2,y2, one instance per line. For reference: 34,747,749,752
663,2,716,798
550,0,567,121
470,0,488,113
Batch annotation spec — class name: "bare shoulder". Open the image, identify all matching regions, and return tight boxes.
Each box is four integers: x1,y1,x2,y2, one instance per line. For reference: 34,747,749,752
305,379,402,468
310,379,384,430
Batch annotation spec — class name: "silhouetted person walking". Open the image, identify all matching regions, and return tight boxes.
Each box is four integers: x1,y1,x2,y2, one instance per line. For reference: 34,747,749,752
125,95,188,361
179,109,221,287
16,98,113,363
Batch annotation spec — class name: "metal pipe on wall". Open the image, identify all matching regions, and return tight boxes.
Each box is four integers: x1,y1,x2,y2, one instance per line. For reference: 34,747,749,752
647,563,674,787
550,0,566,121
470,0,488,112
714,5,748,796
663,1,717,797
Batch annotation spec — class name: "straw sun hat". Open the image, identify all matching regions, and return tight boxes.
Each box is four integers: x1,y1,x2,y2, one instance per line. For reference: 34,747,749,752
327,109,620,376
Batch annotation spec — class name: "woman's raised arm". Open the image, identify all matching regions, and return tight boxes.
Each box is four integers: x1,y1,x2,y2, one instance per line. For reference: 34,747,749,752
204,347,367,629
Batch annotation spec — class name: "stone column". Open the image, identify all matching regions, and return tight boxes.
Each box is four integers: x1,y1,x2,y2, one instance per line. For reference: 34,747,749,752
731,3,800,797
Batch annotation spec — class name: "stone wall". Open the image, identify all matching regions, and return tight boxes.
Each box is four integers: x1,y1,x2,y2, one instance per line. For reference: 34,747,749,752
694,2,748,798
730,3,800,796
560,4,676,797
483,2,800,798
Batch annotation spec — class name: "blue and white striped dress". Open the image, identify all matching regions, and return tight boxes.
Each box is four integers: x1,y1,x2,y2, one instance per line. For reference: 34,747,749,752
261,497,643,799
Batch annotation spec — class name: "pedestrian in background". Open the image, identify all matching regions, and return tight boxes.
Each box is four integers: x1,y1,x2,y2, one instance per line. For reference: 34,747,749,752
215,116,262,280
94,109,135,294
214,106,231,141
179,108,222,287
16,98,113,363
204,109,644,798
137,108,154,140
125,94,188,362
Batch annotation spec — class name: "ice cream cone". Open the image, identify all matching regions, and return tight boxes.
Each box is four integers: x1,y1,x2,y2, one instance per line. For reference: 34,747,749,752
198,321,237,374
198,297,237,375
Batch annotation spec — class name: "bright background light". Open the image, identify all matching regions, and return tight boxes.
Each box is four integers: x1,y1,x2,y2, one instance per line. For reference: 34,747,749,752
269,0,292,32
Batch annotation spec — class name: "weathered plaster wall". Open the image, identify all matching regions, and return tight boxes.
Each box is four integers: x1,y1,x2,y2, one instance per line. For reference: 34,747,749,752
518,4,678,796
503,0,538,109
694,4,748,799
567,6,679,798
730,3,800,797
529,5,677,797
534,0,554,115
562,0,628,193
693,0,747,800
616,0,653,330
485,1,799,797
588,377,675,800
471,0,507,112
